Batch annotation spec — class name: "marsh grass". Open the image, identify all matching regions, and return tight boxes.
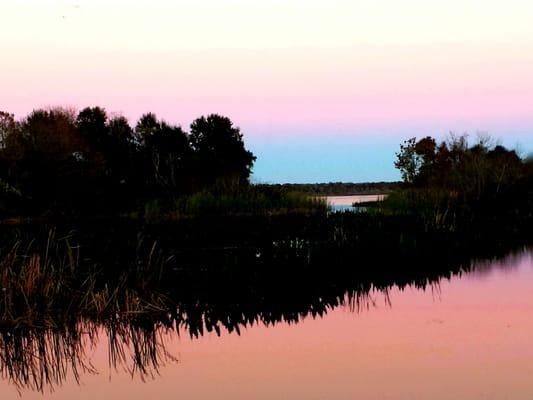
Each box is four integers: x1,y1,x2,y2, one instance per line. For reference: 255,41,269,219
0,230,174,329
144,184,327,222
377,188,460,230
0,230,180,392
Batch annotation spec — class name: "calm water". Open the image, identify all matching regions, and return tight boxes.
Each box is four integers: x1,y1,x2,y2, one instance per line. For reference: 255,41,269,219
2,249,532,399
327,195,386,212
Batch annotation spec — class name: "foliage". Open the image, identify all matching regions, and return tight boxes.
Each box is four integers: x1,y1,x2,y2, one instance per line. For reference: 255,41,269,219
389,134,532,230
135,113,191,191
189,114,256,186
394,137,420,183
0,107,257,216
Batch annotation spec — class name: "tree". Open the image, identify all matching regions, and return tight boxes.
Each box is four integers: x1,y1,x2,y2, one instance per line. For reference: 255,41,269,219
76,106,108,150
135,113,159,145
0,111,16,150
394,138,420,184
109,115,134,145
22,107,81,159
135,113,190,190
414,136,437,183
189,114,256,186
107,116,137,185
0,111,23,202
6,107,86,207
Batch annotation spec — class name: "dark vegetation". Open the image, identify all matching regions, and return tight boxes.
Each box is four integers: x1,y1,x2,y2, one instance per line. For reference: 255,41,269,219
384,134,533,231
0,106,532,392
0,107,323,219
0,219,530,391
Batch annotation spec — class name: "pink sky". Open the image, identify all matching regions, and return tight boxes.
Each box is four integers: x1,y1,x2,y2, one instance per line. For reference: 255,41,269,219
1,1,533,181
3,44,533,128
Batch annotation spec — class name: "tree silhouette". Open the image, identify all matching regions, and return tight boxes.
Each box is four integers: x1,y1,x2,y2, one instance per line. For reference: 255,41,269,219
0,107,260,215
394,138,419,184
107,115,137,185
135,113,159,145
0,111,16,150
395,134,525,200
19,109,83,200
76,107,108,150
189,114,256,186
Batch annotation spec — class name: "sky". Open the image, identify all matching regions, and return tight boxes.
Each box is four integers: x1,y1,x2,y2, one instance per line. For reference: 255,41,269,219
1,0,533,182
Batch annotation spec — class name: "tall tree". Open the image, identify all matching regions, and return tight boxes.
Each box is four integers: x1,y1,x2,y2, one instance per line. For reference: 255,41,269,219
135,113,160,145
189,114,256,186
135,113,190,191
76,106,108,150
11,108,85,207
107,115,136,183
0,111,16,150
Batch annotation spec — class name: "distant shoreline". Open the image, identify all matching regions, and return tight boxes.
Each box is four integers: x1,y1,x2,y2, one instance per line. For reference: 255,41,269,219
261,182,400,196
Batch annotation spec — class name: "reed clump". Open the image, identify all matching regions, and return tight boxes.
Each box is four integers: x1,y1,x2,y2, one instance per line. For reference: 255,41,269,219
144,183,327,222
0,231,173,328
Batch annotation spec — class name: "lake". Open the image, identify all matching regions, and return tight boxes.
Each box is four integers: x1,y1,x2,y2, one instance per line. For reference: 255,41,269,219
1,246,532,399
327,195,386,212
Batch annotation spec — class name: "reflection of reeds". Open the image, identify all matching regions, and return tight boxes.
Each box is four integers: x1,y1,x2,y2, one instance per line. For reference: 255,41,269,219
0,221,529,393
0,321,97,393
0,318,179,393
0,230,173,328
106,319,178,380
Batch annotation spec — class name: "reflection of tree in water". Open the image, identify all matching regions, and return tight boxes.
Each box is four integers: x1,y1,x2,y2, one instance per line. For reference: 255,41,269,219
0,271,478,393
0,291,381,393
467,246,532,278
0,221,529,393
0,240,528,394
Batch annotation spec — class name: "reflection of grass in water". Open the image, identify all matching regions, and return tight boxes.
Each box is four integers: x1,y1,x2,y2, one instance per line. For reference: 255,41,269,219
0,216,529,392
0,230,173,328
0,319,178,393
0,213,529,332
0,320,98,393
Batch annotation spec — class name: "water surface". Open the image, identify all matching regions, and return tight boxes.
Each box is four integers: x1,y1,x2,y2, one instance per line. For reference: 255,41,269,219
327,195,386,212
2,249,532,399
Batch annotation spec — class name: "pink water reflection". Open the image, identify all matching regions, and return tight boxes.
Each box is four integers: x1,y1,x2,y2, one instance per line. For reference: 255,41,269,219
2,250,532,399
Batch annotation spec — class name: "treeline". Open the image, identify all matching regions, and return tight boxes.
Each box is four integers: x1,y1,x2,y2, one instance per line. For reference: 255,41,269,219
268,182,400,196
387,134,533,230
0,107,256,215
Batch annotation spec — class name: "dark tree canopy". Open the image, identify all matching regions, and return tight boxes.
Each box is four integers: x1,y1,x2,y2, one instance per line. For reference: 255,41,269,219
22,108,82,159
0,111,16,150
395,134,525,200
135,113,160,145
76,107,108,149
137,114,190,190
0,107,256,215
189,114,256,185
